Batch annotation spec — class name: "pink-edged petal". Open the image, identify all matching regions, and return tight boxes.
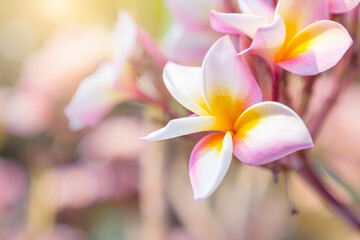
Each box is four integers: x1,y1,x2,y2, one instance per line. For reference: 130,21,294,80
163,62,210,116
277,20,353,76
189,131,233,200
245,14,286,68
238,0,275,20
233,102,313,166
203,35,262,131
210,10,269,39
163,23,220,65
112,10,137,76
64,62,124,131
276,0,329,42
329,0,360,13
140,116,216,141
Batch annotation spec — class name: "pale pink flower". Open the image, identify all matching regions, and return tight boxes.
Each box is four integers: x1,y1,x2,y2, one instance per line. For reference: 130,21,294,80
211,0,353,75
142,36,313,200
237,0,359,15
163,0,224,64
65,10,138,130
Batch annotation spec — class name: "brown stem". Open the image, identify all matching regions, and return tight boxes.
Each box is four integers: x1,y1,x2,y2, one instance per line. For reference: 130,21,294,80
298,75,317,116
271,67,280,101
297,154,360,229
280,72,292,107
135,87,176,119
272,162,280,183
271,66,281,180
284,171,298,215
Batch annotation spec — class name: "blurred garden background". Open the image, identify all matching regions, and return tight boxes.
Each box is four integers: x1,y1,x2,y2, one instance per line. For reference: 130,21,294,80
0,0,360,239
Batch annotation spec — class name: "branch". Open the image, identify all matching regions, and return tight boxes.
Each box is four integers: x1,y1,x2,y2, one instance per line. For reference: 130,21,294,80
296,153,360,229
298,75,317,116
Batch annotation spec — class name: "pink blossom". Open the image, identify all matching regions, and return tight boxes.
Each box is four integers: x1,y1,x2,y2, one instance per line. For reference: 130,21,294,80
211,0,353,75
65,10,138,130
142,36,313,200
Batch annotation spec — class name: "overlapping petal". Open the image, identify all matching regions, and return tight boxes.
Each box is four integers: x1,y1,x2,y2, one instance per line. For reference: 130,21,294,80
210,11,269,39
233,102,313,166
276,0,329,43
203,35,263,131
189,132,233,200
277,20,353,75
64,62,124,131
238,0,275,20
329,0,360,13
140,116,216,141
245,15,286,67
163,62,210,116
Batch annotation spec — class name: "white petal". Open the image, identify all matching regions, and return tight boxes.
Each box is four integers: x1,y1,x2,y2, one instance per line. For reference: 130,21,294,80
202,35,262,131
189,132,233,200
244,14,286,67
277,20,353,75
276,0,329,42
64,62,123,130
163,62,210,116
233,102,313,166
140,116,216,141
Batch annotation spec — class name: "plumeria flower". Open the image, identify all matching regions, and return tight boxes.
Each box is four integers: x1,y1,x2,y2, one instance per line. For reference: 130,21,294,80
65,10,137,130
141,36,313,200
163,0,224,64
237,0,359,15
211,0,353,75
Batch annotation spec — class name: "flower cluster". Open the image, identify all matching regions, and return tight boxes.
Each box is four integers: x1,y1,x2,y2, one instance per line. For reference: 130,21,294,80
64,0,360,227
141,36,314,200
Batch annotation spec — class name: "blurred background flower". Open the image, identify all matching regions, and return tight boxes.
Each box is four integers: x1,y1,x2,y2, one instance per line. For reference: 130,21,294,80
0,0,359,239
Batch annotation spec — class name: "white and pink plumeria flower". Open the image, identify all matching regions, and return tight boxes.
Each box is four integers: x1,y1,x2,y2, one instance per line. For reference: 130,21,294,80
211,0,354,75
65,10,137,130
141,36,313,200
